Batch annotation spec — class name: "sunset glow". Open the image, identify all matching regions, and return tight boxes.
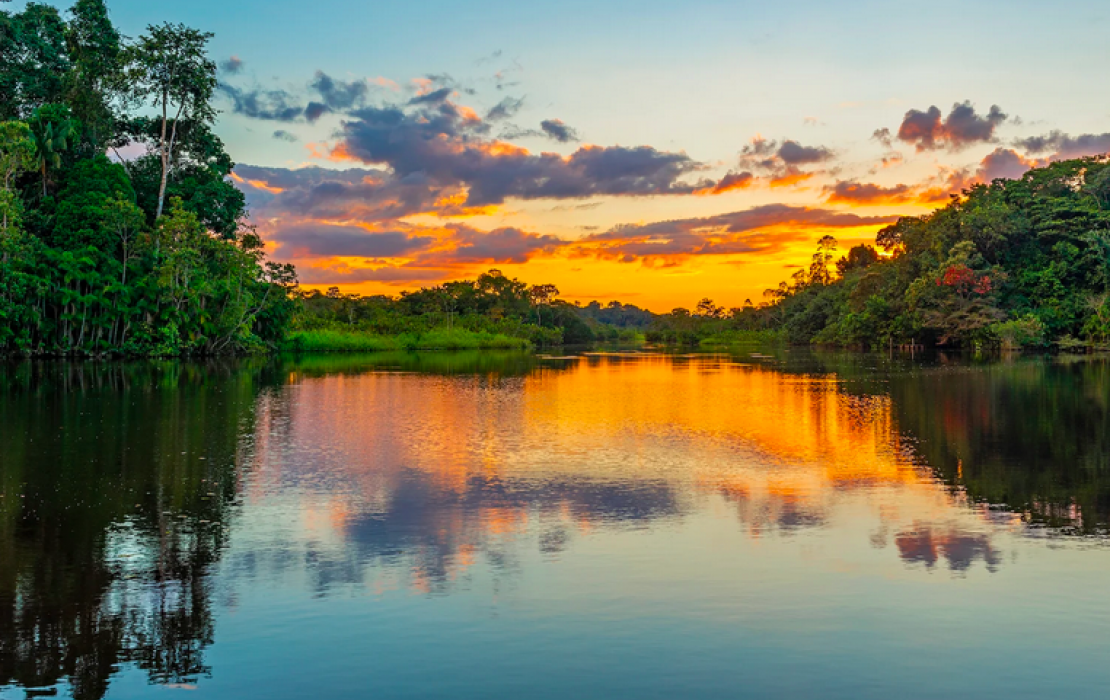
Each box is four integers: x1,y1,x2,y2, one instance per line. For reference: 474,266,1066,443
169,0,1108,310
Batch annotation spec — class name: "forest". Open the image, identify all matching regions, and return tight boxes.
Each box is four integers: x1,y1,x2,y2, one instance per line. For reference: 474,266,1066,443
288,272,654,351
0,0,296,356
3,4,1108,356
649,155,1110,351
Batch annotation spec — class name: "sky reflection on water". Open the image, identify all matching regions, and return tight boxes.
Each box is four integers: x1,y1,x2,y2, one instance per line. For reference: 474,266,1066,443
2,351,1109,699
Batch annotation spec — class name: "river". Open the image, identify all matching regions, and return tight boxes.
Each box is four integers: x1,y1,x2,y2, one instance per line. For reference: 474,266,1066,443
1,350,1108,698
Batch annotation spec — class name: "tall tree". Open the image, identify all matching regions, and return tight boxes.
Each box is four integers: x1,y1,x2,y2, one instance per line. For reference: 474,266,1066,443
0,3,70,119
127,23,216,220
64,0,123,152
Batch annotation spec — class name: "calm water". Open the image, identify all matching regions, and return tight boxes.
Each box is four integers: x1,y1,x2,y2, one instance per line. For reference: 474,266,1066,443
2,350,1109,699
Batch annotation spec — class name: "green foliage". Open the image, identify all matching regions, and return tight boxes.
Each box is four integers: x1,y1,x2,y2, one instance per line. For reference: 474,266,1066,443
744,156,1110,351
286,328,531,353
27,102,78,195
291,270,596,349
0,3,71,120
126,22,218,219
64,0,124,152
991,314,1047,351
0,4,295,357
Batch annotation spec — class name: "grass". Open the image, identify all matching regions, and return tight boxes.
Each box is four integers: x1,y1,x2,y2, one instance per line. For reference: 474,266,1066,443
698,329,783,347
285,327,531,353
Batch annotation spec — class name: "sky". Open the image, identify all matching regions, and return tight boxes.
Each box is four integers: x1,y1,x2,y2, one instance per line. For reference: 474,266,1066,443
26,0,1110,310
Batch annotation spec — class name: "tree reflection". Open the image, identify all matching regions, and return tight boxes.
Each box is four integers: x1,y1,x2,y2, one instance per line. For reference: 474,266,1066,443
893,523,1001,573
0,360,276,698
783,350,1110,533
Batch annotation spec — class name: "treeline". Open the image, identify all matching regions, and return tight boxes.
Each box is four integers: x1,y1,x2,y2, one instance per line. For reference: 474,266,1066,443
0,1,295,357
293,270,651,347
724,156,1110,350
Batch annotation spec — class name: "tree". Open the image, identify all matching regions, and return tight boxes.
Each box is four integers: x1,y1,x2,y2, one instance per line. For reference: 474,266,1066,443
695,297,724,318
809,235,838,285
530,283,559,325
0,121,34,235
0,3,70,119
836,244,880,275
27,103,78,196
64,0,124,152
127,23,217,220
105,195,144,284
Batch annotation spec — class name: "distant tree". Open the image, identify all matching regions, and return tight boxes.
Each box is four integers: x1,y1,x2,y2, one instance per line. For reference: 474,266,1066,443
809,235,838,285
530,283,559,325
695,297,724,318
836,244,880,275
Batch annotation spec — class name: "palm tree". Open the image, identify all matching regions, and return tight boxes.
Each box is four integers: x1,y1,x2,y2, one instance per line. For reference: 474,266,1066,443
28,105,79,197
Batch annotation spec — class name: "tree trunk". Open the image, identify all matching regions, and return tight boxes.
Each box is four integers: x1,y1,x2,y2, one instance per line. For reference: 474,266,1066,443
156,89,169,219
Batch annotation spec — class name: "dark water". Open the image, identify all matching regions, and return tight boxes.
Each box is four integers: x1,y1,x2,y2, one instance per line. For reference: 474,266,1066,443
2,350,1109,699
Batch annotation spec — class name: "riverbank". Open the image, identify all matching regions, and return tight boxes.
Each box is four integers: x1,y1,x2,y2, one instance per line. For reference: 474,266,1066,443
697,329,784,347
284,327,531,352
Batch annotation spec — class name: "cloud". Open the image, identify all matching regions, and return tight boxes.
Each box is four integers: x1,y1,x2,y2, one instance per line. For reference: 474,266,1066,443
233,164,446,222
486,96,525,121
824,181,914,205
975,147,1038,182
1014,130,1110,160
408,86,454,106
296,263,453,285
309,71,369,112
268,224,434,258
218,71,372,124
831,149,1039,207
431,225,566,264
218,83,306,122
332,101,710,205
272,130,299,142
304,102,329,122
233,161,578,276
576,204,898,264
777,140,833,165
736,136,833,188
896,101,1008,152
878,151,904,168
701,170,754,195
219,56,243,74
871,128,893,149
540,118,580,143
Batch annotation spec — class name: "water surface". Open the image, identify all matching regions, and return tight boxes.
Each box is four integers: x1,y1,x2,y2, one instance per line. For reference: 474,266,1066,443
2,350,1109,699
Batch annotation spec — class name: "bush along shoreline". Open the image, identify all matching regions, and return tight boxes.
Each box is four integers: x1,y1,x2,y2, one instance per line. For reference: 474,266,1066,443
284,328,531,353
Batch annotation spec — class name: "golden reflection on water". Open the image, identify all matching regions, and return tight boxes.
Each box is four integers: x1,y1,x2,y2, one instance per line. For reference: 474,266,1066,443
243,354,1015,589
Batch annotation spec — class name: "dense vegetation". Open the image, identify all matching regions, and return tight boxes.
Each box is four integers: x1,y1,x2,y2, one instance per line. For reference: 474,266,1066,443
289,270,651,350
0,0,295,356
718,156,1110,350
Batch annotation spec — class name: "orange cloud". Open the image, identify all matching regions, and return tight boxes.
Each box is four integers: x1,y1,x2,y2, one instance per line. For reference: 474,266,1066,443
824,181,915,206
769,170,814,188
698,170,755,195
230,172,284,194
